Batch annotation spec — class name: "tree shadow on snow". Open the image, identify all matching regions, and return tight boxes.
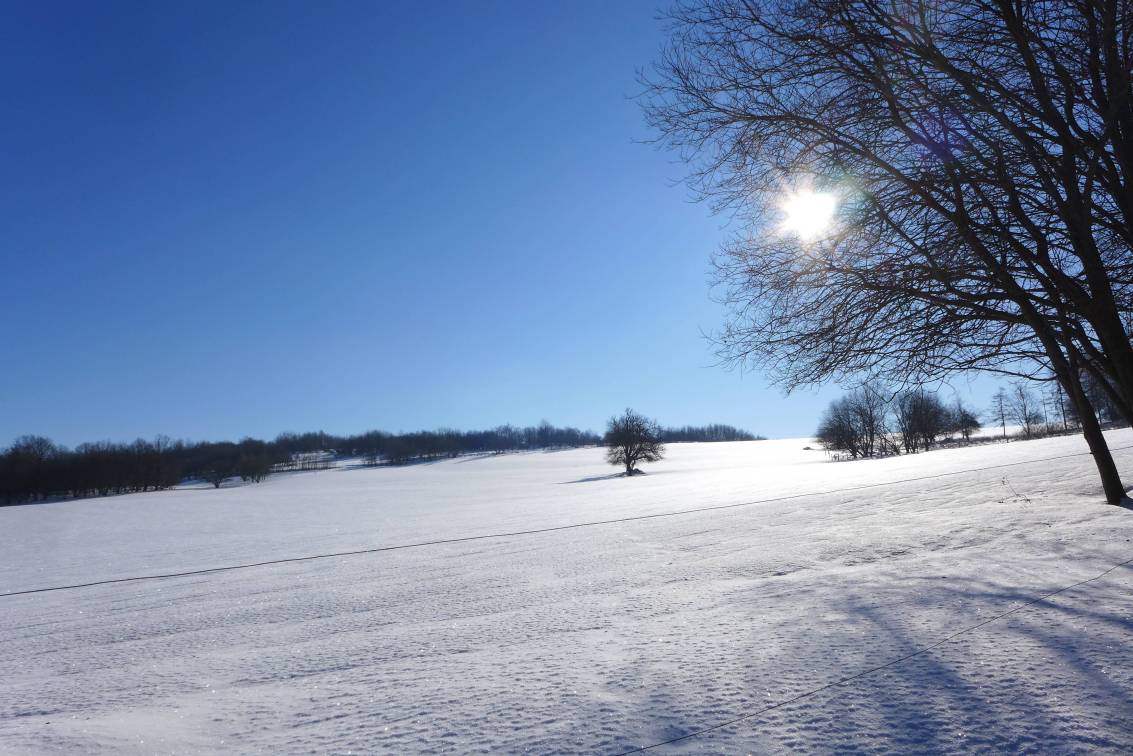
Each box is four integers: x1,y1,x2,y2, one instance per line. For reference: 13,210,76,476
560,470,662,484
754,570,1133,752
617,557,1133,753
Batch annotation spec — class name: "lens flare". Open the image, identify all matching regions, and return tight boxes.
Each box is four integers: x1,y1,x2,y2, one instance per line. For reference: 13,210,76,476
779,190,837,240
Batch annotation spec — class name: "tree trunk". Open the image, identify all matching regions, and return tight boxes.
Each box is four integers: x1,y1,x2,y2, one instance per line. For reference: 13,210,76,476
1059,358,1126,505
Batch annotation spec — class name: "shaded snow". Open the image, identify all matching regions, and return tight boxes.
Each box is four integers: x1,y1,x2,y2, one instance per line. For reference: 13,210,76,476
2,433,1132,753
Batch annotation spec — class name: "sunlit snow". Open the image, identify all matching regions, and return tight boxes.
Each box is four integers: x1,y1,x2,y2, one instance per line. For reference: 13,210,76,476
2,433,1132,752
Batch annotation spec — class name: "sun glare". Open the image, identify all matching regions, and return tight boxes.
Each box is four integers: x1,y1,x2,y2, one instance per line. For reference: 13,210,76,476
779,189,838,240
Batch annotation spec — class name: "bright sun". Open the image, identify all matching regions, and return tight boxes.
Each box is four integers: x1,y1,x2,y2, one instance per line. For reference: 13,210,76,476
779,189,837,240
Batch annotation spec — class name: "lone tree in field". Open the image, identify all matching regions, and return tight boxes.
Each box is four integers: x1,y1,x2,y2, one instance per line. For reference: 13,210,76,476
644,0,1133,503
604,409,665,475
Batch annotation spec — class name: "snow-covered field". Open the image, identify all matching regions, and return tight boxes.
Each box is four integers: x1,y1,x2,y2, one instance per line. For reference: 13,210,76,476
2,432,1133,753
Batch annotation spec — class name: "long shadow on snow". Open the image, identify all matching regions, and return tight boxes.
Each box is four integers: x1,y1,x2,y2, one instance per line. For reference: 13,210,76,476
618,560,1133,753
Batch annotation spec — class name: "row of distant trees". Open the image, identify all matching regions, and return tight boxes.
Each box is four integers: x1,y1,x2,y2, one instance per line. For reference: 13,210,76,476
986,373,1123,439
658,424,761,443
351,423,601,466
0,435,282,504
1,419,760,505
819,372,1120,460
0,423,599,505
818,386,981,459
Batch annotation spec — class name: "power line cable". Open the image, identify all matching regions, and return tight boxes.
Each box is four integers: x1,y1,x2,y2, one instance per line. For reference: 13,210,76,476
613,552,1133,754
3,444,1131,599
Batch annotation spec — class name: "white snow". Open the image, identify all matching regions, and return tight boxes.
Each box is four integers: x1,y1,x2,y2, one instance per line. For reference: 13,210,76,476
2,432,1133,753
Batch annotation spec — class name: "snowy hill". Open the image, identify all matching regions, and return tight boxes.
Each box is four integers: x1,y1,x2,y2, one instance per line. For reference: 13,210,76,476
2,432,1133,753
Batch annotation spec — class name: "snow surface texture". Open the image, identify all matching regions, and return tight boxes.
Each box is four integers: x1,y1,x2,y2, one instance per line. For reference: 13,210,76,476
2,432,1133,754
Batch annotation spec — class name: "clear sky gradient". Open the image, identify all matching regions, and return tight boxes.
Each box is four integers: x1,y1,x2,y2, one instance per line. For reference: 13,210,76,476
1,0,995,447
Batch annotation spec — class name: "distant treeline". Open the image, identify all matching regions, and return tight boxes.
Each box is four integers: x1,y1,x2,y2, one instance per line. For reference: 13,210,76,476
815,377,1109,461
1,435,282,505
0,420,757,505
658,424,761,443
348,424,600,466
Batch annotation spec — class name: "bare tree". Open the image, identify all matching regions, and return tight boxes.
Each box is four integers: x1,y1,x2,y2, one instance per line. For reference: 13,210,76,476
604,409,665,475
817,398,865,459
991,388,1010,440
644,0,1133,502
1009,383,1044,438
817,384,891,458
893,389,950,453
949,399,981,442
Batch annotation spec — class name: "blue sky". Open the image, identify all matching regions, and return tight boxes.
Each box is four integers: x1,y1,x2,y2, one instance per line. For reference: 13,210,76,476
0,0,996,446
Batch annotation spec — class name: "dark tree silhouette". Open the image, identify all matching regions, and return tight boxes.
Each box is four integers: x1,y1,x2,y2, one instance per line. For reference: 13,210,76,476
949,400,982,442
199,444,239,488
816,385,891,459
893,390,951,453
237,438,273,483
644,0,1133,502
604,409,666,475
